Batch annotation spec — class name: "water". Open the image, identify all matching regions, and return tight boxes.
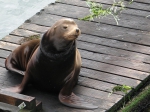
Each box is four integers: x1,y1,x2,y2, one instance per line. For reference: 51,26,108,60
0,0,55,39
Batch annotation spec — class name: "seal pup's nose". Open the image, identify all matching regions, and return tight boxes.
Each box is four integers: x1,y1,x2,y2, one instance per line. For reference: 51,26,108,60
76,29,79,33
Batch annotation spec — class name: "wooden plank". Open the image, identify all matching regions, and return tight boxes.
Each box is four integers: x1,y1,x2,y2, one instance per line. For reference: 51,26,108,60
10,28,39,37
36,100,42,111
19,23,150,55
1,35,24,44
2,36,150,73
1,33,150,79
0,50,137,95
80,49,150,73
82,58,149,80
19,23,49,33
0,58,5,67
80,0,150,11
77,94,114,111
0,70,116,111
77,41,150,64
0,102,20,112
44,3,150,31
78,34,150,55
56,1,150,17
74,85,122,102
80,68,141,87
0,41,19,51
78,76,118,93
56,0,150,10
24,86,111,111
0,50,142,87
132,0,150,4
0,90,36,110
28,13,150,46
0,49,11,58
1,36,150,76
9,28,150,65
0,50,141,90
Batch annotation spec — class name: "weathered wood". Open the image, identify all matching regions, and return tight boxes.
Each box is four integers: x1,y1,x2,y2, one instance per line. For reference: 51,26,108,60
80,0,150,11
80,49,150,73
78,76,119,93
0,55,141,88
0,49,11,58
0,58,5,67
0,102,20,112
74,85,122,102
0,41,19,51
44,3,150,31
2,36,150,73
132,0,150,4
0,40,147,79
57,0,150,10
1,35,24,44
80,68,141,87
19,23,150,55
19,23,49,33
10,28,39,37
0,0,149,111
78,34,150,55
82,58,149,80
4,28,150,74
77,41,150,64
0,90,36,110
36,100,42,111
23,82,117,110
28,13,150,46
54,1,150,18
8,28,150,65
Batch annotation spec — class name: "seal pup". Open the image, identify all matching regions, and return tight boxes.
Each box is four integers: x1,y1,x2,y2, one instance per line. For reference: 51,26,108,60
4,18,98,109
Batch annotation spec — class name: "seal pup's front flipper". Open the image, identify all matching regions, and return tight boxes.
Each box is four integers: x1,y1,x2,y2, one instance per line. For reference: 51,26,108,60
59,92,98,109
2,72,30,93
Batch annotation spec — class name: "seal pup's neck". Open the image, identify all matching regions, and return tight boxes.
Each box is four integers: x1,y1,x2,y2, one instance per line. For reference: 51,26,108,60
40,32,75,53
53,36,75,52
40,32,76,61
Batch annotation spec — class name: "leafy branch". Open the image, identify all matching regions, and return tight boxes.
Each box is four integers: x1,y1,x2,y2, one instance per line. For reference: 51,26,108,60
79,0,134,25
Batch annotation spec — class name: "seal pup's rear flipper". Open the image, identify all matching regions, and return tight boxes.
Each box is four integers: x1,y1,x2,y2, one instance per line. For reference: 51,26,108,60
59,92,98,109
5,57,25,75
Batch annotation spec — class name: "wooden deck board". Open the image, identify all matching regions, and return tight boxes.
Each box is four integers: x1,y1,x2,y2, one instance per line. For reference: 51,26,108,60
50,1,150,18
7,28,150,71
81,0,150,11
0,0,150,111
27,13,150,46
53,1,150,30
0,39,148,80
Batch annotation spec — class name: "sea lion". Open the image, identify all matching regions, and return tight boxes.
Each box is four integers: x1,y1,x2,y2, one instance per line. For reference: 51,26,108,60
4,18,98,109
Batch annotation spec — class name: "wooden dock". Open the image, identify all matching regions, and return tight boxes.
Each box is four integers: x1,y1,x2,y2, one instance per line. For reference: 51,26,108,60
0,0,150,111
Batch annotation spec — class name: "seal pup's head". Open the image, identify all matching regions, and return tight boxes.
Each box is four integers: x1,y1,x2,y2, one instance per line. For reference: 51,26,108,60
50,18,81,41
41,18,81,52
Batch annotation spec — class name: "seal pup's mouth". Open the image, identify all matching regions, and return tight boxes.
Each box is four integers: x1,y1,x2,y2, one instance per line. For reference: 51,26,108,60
66,35,79,40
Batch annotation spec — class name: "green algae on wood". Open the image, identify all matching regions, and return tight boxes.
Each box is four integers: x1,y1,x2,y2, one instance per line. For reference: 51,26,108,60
19,35,40,44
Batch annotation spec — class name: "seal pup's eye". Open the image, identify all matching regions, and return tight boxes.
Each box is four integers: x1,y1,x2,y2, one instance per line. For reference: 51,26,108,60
63,26,68,29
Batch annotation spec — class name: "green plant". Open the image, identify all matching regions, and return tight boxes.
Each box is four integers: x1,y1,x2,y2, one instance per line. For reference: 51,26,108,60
79,0,134,25
146,15,150,18
108,85,133,97
119,83,150,112
19,34,40,44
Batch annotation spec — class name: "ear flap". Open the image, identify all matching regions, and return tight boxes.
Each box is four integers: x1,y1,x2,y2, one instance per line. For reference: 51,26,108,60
48,26,57,37
43,26,57,39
